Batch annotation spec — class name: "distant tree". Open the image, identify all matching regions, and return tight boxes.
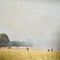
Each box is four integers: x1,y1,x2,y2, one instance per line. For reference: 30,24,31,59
0,33,10,47
10,41,21,47
10,41,33,47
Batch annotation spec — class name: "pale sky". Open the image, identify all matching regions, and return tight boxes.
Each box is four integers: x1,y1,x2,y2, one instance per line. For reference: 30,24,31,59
0,0,60,50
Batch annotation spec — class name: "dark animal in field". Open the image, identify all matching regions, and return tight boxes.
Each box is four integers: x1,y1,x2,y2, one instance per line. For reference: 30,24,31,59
27,47,29,51
48,48,53,52
48,49,50,52
51,48,53,52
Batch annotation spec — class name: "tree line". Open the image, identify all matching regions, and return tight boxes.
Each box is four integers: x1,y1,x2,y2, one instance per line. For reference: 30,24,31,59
0,33,33,48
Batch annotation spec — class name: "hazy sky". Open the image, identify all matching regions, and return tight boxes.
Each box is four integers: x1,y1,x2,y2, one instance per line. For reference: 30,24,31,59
0,0,60,50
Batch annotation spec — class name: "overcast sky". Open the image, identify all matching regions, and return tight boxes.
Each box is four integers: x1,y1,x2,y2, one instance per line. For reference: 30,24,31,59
0,0,60,50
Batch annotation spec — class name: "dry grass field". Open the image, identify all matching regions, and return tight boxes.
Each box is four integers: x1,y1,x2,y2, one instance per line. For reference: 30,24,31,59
0,48,60,60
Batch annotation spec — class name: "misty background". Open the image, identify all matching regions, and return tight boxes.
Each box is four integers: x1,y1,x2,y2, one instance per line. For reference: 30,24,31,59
0,0,60,50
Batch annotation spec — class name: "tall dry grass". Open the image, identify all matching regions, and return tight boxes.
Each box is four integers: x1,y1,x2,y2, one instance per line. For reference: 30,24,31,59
0,48,60,60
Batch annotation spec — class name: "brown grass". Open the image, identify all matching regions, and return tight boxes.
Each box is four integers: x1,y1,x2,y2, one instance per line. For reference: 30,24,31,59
0,48,60,60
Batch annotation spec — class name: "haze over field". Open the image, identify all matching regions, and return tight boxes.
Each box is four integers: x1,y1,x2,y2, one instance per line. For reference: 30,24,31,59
0,0,60,50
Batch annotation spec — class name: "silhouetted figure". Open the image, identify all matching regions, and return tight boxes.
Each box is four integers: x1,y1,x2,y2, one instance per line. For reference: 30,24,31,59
27,47,29,51
48,49,50,52
51,48,53,52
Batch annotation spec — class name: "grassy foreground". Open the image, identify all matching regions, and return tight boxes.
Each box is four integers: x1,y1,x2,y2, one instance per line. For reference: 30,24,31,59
0,48,60,60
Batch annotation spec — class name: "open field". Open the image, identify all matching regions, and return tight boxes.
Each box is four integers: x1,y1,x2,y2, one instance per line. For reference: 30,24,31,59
0,48,60,60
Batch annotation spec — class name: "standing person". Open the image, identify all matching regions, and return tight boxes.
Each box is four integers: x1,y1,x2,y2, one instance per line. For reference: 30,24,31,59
27,47,29,51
